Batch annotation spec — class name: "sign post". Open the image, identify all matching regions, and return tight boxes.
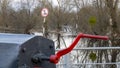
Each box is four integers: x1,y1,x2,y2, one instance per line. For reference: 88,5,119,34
41,8,49,38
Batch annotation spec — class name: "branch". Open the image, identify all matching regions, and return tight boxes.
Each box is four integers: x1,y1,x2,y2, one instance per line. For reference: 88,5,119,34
113,0,119,9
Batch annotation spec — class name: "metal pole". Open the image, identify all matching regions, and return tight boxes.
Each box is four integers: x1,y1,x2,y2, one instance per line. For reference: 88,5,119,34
57,62,120,65
56,47,120,51
74,47,120,50
73,62,120,65
64,54,71,68
43,17,48,38
43,18,45,37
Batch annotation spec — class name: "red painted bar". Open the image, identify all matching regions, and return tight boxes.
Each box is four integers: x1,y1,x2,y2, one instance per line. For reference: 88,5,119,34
50,33,109,64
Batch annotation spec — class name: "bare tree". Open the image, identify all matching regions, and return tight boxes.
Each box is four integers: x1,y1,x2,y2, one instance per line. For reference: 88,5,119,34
105,0,120,68
42,0,76,48
0,0,12,32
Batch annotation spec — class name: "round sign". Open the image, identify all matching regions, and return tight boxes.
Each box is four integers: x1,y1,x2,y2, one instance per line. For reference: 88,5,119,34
41,8,49,17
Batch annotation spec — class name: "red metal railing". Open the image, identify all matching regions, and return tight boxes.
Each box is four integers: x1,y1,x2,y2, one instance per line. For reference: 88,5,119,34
50,33,109,64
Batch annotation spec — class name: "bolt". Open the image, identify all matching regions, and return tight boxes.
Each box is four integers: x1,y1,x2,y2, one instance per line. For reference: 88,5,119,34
49,45,53,49
32,57,39,64
21,48,26,53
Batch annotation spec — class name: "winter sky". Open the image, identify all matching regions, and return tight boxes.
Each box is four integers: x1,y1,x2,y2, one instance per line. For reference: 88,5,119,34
12,0,58,10
13,0,58,6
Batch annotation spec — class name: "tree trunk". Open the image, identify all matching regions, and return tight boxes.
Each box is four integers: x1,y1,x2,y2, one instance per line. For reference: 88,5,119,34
105,0,119,68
